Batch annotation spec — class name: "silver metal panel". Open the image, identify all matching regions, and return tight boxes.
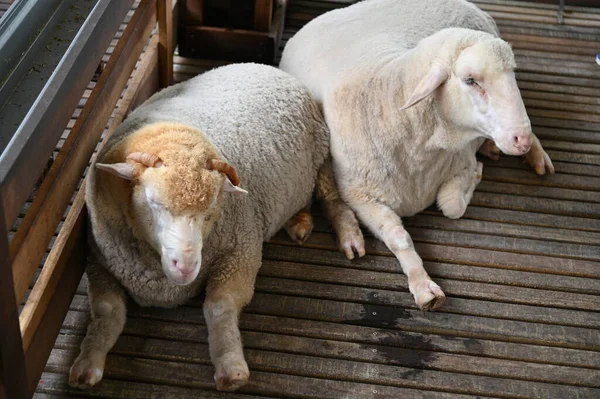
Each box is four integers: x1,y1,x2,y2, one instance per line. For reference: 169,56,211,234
0,0,135,230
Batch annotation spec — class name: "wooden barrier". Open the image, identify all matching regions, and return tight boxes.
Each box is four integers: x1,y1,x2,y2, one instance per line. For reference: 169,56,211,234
0,1,173,397
178,0,286,64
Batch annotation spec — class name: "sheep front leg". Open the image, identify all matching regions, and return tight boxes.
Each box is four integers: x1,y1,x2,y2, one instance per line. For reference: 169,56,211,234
437,161,483,219
204,265,256,391
317,158,366,259
69,261,126,388
351,201,445,310
478,139,500,160
285,206,314,244
525,133,554,175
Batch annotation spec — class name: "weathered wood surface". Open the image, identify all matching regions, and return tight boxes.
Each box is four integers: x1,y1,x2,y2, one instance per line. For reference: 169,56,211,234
35,0,600,398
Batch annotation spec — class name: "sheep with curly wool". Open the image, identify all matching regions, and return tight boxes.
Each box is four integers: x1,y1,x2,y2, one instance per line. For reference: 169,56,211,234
68,63,328,391
280,0,555,311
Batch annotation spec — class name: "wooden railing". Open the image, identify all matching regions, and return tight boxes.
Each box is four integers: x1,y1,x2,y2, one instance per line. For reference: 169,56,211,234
0,1,174,397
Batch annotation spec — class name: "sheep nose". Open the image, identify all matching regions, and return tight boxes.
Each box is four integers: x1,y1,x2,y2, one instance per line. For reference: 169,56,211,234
512,133,531,153
172,259,198,275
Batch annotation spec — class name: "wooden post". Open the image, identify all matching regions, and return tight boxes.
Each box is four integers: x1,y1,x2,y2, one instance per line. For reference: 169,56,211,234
158,0,174,87
254,0,272,32
0,207,27,399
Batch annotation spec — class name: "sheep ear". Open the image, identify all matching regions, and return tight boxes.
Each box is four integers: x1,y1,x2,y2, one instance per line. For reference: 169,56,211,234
95,162,136,180
223,177,248,196
400,63,449,110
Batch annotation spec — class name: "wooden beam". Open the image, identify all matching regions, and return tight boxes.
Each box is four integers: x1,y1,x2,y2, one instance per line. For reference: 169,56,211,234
20,24,162,399
270,0,286,54
254,0,272,32
22,207,85,397
9,0,157,306
181,0,203,25
0,207,27,399
19,186,87,350
178,26,274,63
129,37,161,113
158,0,174,87
178,0,285,64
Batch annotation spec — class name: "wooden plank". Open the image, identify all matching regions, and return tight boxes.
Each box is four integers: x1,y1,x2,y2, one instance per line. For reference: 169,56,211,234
474,1,600,19
263,244,600,295
533,128,600,146
470,191,599,219
54,325,600,388
22,221,85,397
257,262,600,316
525,98,600,114
273,226,600,262
45,346,483,399
538,151,600,168
37,372,265,398
0,209,27,399
528,108,600,124
449,205,600,232
476,179,600,202
530,116,600,134
405,214,600,246
254,0,272,31
540,139,600,155
71,291,600,366
482,165,600,191
472,0,600,14
9,0,158,306
63,297,600,369
520,81,600,98
271,232,600,278
127,35,160,114
19,182,86,350
245,293,600,350
45,336,600,398
158,0,174,87
517,72,600,89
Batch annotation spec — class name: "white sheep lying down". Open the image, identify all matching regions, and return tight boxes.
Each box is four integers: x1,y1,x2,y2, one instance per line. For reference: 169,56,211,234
69,63,328,391
280,0,555,311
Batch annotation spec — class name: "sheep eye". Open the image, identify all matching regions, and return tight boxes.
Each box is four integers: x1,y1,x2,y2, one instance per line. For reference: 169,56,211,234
464,77,477,86
147,197,161,208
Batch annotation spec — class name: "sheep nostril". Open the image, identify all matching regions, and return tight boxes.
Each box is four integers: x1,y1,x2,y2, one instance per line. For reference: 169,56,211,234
172,259,180,270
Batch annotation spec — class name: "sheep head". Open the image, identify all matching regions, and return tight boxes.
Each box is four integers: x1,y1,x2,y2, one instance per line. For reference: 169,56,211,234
96,130,247,286
400,28,532,156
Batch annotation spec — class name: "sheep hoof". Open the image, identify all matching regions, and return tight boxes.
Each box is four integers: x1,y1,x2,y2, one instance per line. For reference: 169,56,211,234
411,280,445,311
339,228,366,260
214,358,250,391
285,210,314,244
525,147,555,175
68,352,105,389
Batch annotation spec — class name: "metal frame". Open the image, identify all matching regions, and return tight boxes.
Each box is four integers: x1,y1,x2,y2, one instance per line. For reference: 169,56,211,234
0,0,134,232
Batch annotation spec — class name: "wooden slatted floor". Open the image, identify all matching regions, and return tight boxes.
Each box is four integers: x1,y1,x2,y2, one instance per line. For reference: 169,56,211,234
26,0,600,398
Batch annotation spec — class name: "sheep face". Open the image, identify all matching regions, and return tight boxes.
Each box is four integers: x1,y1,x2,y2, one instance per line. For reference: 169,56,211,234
96,153,247,286
447,40,531,155
400,33,532,156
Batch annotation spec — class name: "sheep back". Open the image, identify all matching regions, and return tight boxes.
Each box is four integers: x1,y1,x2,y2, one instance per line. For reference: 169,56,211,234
280,0,499,102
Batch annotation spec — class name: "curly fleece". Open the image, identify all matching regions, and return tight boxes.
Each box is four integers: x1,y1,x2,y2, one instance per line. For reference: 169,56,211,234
86,63,329,307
